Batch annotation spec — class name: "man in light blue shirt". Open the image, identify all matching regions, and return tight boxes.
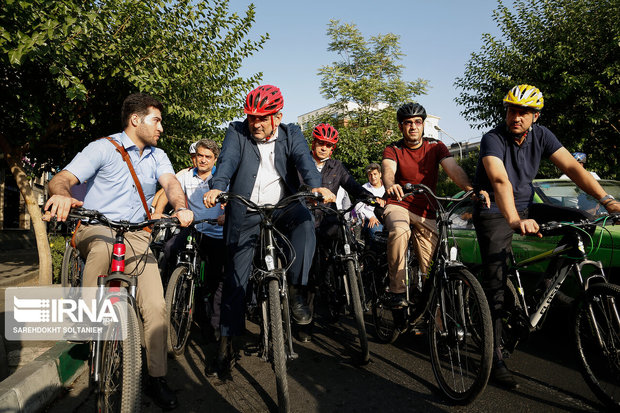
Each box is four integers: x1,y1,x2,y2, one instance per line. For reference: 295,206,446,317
45,93,192,410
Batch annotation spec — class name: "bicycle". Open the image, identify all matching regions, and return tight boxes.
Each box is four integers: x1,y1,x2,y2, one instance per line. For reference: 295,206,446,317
361,184,493,404
165,218,219,357
216,190,321,413
498,212,620,409
65,207,178,413
309,201,369,364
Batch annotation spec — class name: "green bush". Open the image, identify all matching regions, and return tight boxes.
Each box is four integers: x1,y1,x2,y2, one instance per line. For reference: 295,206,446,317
48,235,66,284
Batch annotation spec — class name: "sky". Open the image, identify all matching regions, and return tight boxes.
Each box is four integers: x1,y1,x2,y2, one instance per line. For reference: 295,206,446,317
227,0,506,145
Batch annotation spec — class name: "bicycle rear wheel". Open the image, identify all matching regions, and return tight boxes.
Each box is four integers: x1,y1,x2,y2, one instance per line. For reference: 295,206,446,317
346,260,369,364
575,282,620,409
429,268,493,404
361,251,399,344
165,265,194,357
268,279,290,412
61,243,83,288
97,301,142,413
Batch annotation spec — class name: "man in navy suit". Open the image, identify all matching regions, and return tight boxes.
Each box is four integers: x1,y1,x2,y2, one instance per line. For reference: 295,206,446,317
203,85,335,378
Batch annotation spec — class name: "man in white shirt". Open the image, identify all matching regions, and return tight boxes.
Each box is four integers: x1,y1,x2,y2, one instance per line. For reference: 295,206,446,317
354,163,385,239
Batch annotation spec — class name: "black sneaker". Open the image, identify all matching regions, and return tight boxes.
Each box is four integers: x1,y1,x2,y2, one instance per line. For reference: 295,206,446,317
492,360,519,389
290,294,312,325
386,292,408,309
205,356,234,381
145,376,178,410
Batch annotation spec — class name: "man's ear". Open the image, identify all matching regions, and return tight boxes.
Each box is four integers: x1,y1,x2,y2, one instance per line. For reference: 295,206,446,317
533,112,540,123
130,113,140,127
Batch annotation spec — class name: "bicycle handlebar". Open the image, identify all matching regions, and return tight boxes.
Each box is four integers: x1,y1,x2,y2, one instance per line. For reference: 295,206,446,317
402,183,474,204
67,208,177,230
215,191,323,217
539,213,620,235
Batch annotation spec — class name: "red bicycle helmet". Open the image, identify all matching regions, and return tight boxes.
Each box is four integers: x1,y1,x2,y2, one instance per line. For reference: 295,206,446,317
244,85,284,116
312,123,339,147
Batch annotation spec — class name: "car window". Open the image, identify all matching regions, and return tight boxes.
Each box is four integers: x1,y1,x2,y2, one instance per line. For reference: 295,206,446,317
533,179,620,216
450,200,474,229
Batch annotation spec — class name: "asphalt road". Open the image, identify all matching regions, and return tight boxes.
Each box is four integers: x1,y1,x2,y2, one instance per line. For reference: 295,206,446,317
46,306,608,413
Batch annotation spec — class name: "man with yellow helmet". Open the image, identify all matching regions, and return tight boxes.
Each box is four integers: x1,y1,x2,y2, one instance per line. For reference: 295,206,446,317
473,84,620,389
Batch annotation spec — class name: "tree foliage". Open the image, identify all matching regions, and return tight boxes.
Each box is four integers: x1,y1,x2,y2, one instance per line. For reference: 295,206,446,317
0,0,267,171
0,0,266,283
309,20,428,180
455,0,620,180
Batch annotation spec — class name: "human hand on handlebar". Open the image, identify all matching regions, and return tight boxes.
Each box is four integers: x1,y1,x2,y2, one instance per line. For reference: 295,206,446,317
473,190,491,209
203,189,223,209
173,209,194,227
386,184,405,201
312,187,336,204
43,195,84,222
510,218,542,237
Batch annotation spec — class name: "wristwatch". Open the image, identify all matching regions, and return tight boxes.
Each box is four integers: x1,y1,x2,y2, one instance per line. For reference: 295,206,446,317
599,194,615,205
175,207,189,213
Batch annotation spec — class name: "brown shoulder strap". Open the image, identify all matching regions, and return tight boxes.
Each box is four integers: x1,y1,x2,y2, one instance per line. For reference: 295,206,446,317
100,137,152,220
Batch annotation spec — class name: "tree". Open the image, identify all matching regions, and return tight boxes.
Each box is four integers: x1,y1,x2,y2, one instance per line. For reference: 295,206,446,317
309,20,428,180
0,0,266,283
455,0,620,180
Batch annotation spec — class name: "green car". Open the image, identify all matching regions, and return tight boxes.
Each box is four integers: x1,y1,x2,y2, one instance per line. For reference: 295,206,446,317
450,179,620,283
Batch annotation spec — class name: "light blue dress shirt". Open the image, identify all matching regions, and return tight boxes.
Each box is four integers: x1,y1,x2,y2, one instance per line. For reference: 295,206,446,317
64,132,174,222
178,167,224,239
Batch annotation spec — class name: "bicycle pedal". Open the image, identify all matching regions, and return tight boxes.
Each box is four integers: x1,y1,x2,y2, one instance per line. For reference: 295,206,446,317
243,343,261,356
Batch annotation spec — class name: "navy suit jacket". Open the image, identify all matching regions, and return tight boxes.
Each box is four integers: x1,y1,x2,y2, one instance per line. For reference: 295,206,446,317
211,120,322,244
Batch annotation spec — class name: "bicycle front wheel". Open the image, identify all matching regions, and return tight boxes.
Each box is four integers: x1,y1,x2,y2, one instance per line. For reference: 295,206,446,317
429,268,493,404
97,301,142,413
346,260,369,364
61,243,83,288
268,279,290,412
165,265,195,357
575,282,620,409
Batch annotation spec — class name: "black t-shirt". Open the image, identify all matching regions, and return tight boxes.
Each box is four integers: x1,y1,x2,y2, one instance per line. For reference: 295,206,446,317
474,123,563,213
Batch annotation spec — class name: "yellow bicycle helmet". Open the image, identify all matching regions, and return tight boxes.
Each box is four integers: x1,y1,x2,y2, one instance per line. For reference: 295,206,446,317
503,84,544,110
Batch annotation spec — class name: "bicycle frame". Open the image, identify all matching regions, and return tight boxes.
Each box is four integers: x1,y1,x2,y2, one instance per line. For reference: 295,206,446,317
508,225,608,330
313,204,364,310
218,192,320,363
404,188,475,325
254,214,297,360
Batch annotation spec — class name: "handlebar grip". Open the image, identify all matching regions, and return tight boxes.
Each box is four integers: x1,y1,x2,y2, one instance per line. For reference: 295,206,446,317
215,193,228,204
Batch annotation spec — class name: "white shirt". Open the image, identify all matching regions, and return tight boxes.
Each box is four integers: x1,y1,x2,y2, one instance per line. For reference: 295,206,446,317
354,182,385,220
250,131,285,205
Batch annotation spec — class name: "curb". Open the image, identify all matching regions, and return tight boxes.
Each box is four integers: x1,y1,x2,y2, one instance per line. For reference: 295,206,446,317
0,269,39,289
0,342,88,413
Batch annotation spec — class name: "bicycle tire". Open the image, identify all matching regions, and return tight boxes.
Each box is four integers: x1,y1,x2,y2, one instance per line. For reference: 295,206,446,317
61,243,83,288
165,265,194,357
346,260,370,364
97,301,142,413
429,267,493,404
575,281,620,409
361,251,399,344
268,279,290,413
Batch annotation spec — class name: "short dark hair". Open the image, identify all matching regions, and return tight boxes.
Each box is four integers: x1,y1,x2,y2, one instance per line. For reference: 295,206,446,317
121,93,164,129
365,163,381,174
195,138,220,158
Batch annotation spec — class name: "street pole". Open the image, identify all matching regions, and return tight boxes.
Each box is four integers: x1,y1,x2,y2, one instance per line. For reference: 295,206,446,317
434,125,462,159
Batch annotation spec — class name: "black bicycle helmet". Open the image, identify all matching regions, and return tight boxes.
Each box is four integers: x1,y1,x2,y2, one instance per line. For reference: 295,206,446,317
397,103,427,123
